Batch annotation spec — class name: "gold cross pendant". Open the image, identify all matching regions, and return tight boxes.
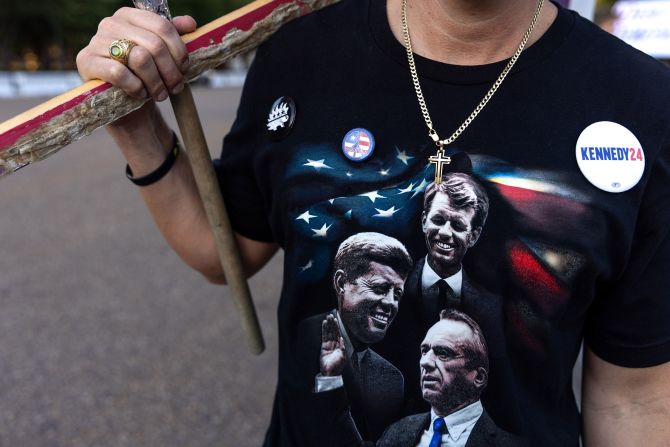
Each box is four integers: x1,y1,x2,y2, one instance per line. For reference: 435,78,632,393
428,149,451,184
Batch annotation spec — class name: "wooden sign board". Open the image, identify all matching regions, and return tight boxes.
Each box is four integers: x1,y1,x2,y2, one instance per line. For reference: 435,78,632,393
0,0,340,178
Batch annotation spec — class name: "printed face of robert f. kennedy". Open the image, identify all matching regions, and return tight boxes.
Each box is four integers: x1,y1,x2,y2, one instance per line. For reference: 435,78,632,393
422,192,481,278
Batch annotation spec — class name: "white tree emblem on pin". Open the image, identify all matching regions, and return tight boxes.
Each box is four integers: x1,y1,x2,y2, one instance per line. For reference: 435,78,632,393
267,102,290,131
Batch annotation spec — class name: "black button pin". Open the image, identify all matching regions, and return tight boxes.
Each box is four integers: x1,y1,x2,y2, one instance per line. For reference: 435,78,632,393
266,96,296,141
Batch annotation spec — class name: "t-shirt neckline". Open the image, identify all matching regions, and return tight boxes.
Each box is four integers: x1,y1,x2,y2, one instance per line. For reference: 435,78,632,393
368,0,576,85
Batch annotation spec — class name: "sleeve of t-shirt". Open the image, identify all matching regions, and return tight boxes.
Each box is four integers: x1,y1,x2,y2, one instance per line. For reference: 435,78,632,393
584,141,670,368
213,44,276,243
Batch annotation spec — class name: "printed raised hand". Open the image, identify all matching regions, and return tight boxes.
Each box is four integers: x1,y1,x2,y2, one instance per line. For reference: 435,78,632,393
320,314,347,377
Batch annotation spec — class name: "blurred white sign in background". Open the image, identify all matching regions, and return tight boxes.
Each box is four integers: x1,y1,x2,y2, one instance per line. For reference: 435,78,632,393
613,0,670,59
569,0,597,20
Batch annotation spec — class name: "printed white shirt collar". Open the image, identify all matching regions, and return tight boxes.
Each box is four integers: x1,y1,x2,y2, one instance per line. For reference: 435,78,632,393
421,256,463,297
427,401,483,445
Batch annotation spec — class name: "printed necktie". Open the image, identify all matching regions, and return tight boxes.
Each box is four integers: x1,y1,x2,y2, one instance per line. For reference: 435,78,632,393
429,418,446,447
438,279,461,309
424,279,460,323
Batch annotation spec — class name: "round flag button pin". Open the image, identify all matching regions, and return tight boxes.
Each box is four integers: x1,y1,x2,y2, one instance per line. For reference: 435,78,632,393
342,128,375,162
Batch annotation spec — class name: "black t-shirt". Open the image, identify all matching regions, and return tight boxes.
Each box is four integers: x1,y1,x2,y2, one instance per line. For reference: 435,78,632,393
216,1,670,445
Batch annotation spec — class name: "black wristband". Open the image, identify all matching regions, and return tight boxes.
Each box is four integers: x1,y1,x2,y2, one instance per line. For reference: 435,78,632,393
126,133,180,186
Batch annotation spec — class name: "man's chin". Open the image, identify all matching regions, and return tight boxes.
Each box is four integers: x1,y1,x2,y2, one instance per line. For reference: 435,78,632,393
428,253,458,271
422,389,441,404
361,327,386,344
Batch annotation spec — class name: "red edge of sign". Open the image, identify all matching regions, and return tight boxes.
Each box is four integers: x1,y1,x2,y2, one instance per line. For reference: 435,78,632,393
0,83,112,152
185,0,296,52
0,0,300,153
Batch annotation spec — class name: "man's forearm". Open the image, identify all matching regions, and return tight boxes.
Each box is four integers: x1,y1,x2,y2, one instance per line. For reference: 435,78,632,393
107,103,222,280
582,347,670,446
583,392,670,446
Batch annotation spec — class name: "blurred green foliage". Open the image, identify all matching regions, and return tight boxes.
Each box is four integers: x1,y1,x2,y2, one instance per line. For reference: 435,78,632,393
0,0,252,70
0,0,618,70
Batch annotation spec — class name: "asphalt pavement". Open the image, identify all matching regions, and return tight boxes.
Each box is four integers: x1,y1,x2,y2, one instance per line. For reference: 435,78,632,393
0,86,281,447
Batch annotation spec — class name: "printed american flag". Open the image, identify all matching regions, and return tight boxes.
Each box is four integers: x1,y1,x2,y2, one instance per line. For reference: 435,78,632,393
290,145,592,355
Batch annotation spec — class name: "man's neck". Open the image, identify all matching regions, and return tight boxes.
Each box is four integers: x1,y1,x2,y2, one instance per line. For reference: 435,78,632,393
387,0,558,65
434,398,480,418
335,309,367,353
426,257,460,279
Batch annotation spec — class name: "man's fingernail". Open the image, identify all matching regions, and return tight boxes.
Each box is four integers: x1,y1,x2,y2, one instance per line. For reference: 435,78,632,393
171,83,184,95
157,90,168,102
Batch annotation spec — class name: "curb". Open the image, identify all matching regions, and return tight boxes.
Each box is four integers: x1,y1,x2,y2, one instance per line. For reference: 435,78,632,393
0,69,248,99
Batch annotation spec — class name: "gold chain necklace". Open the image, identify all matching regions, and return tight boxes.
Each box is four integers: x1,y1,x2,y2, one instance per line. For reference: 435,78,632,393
401,0,545,182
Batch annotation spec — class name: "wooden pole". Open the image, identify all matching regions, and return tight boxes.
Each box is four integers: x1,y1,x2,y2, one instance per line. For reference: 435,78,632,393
135,0,266,353
170,85,264,354
0,0,342,353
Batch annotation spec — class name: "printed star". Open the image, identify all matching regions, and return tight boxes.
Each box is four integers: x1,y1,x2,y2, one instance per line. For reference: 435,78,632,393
303,159,333,170
396,148,414,165
296,210,316,223
373,206,401,218
397,182,416,194
344,209,353,219
411,178,429,198
378,168,390,176
299,260,314,272
329,198,336,204
346,171,353,178
311,223,332,238
359,191,386,203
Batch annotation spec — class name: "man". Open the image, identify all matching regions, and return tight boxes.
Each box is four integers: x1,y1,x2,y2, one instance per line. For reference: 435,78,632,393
77,0,670,445
379,172,514,425
294,232,413,441
414,172,490,324
377,309,524,447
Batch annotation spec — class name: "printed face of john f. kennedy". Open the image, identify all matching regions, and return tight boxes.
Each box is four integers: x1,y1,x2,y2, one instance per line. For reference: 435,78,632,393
335,261,405,345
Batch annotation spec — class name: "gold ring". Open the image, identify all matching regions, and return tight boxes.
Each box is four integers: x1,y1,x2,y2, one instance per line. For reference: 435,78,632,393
109,39,137,65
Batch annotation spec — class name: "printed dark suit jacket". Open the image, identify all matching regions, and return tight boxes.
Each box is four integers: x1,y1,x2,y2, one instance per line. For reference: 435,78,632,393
294,310,405,442
376,258,521,431
376,410,527,447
